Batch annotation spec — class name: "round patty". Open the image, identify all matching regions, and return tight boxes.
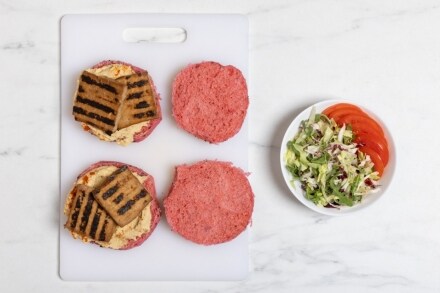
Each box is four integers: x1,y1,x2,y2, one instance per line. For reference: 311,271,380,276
172,61,248,143
66,161,161,250
164,160,254,245
89,60,162,143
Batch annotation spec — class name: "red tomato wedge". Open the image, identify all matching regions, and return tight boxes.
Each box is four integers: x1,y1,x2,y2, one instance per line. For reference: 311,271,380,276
355,136,389,165
359,146,385,176
338,114,385,137
322,103,363,117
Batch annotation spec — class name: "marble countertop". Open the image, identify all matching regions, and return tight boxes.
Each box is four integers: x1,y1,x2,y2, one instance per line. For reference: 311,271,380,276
2,0,440,292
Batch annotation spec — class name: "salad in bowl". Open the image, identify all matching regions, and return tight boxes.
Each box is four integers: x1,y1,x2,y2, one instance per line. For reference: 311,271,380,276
280,100,395,215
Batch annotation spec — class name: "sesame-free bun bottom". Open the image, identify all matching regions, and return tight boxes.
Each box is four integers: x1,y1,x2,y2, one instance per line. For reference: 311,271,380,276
64,161,161,250
172,61,248,143
164,160,254,245
82,60,162,144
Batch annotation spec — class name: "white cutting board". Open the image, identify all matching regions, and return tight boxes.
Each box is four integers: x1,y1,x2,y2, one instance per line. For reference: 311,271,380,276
59,14,249,281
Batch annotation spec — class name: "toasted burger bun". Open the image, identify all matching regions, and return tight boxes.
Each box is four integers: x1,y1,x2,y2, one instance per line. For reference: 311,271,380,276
164,160,254,245
172,61,248,143
78,60,162,146
64,161,161,250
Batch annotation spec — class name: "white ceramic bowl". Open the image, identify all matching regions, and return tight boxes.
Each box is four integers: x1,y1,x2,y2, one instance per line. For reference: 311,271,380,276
280,100,396,215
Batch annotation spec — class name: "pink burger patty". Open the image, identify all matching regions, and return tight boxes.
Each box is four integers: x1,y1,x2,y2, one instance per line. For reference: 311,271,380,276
164,160,254,245
172,61,248,143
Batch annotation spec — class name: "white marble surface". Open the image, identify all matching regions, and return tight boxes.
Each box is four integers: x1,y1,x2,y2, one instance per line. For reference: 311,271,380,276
1,0,440,292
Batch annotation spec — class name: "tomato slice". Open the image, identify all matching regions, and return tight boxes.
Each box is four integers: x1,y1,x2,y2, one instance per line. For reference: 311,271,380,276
355,137,389,165
349,123,383,139
359,146,385,176
338,114,385,136
321,103,390,169
322,103,362,116
354,131,388,148
327,108,369,122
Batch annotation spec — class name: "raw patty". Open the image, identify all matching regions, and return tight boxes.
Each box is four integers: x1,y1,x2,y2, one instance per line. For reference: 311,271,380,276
164,160,254,245
70,161,161,250
172,61,248,143
90,60,162,143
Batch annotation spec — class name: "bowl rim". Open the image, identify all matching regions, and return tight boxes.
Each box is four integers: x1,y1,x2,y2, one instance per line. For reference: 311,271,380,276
279,99,396,216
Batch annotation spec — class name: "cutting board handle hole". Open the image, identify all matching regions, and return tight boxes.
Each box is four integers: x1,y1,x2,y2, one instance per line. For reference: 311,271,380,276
122,27,187,43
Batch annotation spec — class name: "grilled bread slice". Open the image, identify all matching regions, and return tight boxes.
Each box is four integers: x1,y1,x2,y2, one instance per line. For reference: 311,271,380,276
93,166,152,227
73,71,127,135
65,184,117,242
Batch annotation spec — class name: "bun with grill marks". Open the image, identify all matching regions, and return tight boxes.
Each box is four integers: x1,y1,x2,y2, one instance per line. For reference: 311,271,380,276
72,60,162,146
63,161,161,250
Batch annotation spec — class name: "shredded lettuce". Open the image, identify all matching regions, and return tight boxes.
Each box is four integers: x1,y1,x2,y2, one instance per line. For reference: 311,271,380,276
284,107,380,208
